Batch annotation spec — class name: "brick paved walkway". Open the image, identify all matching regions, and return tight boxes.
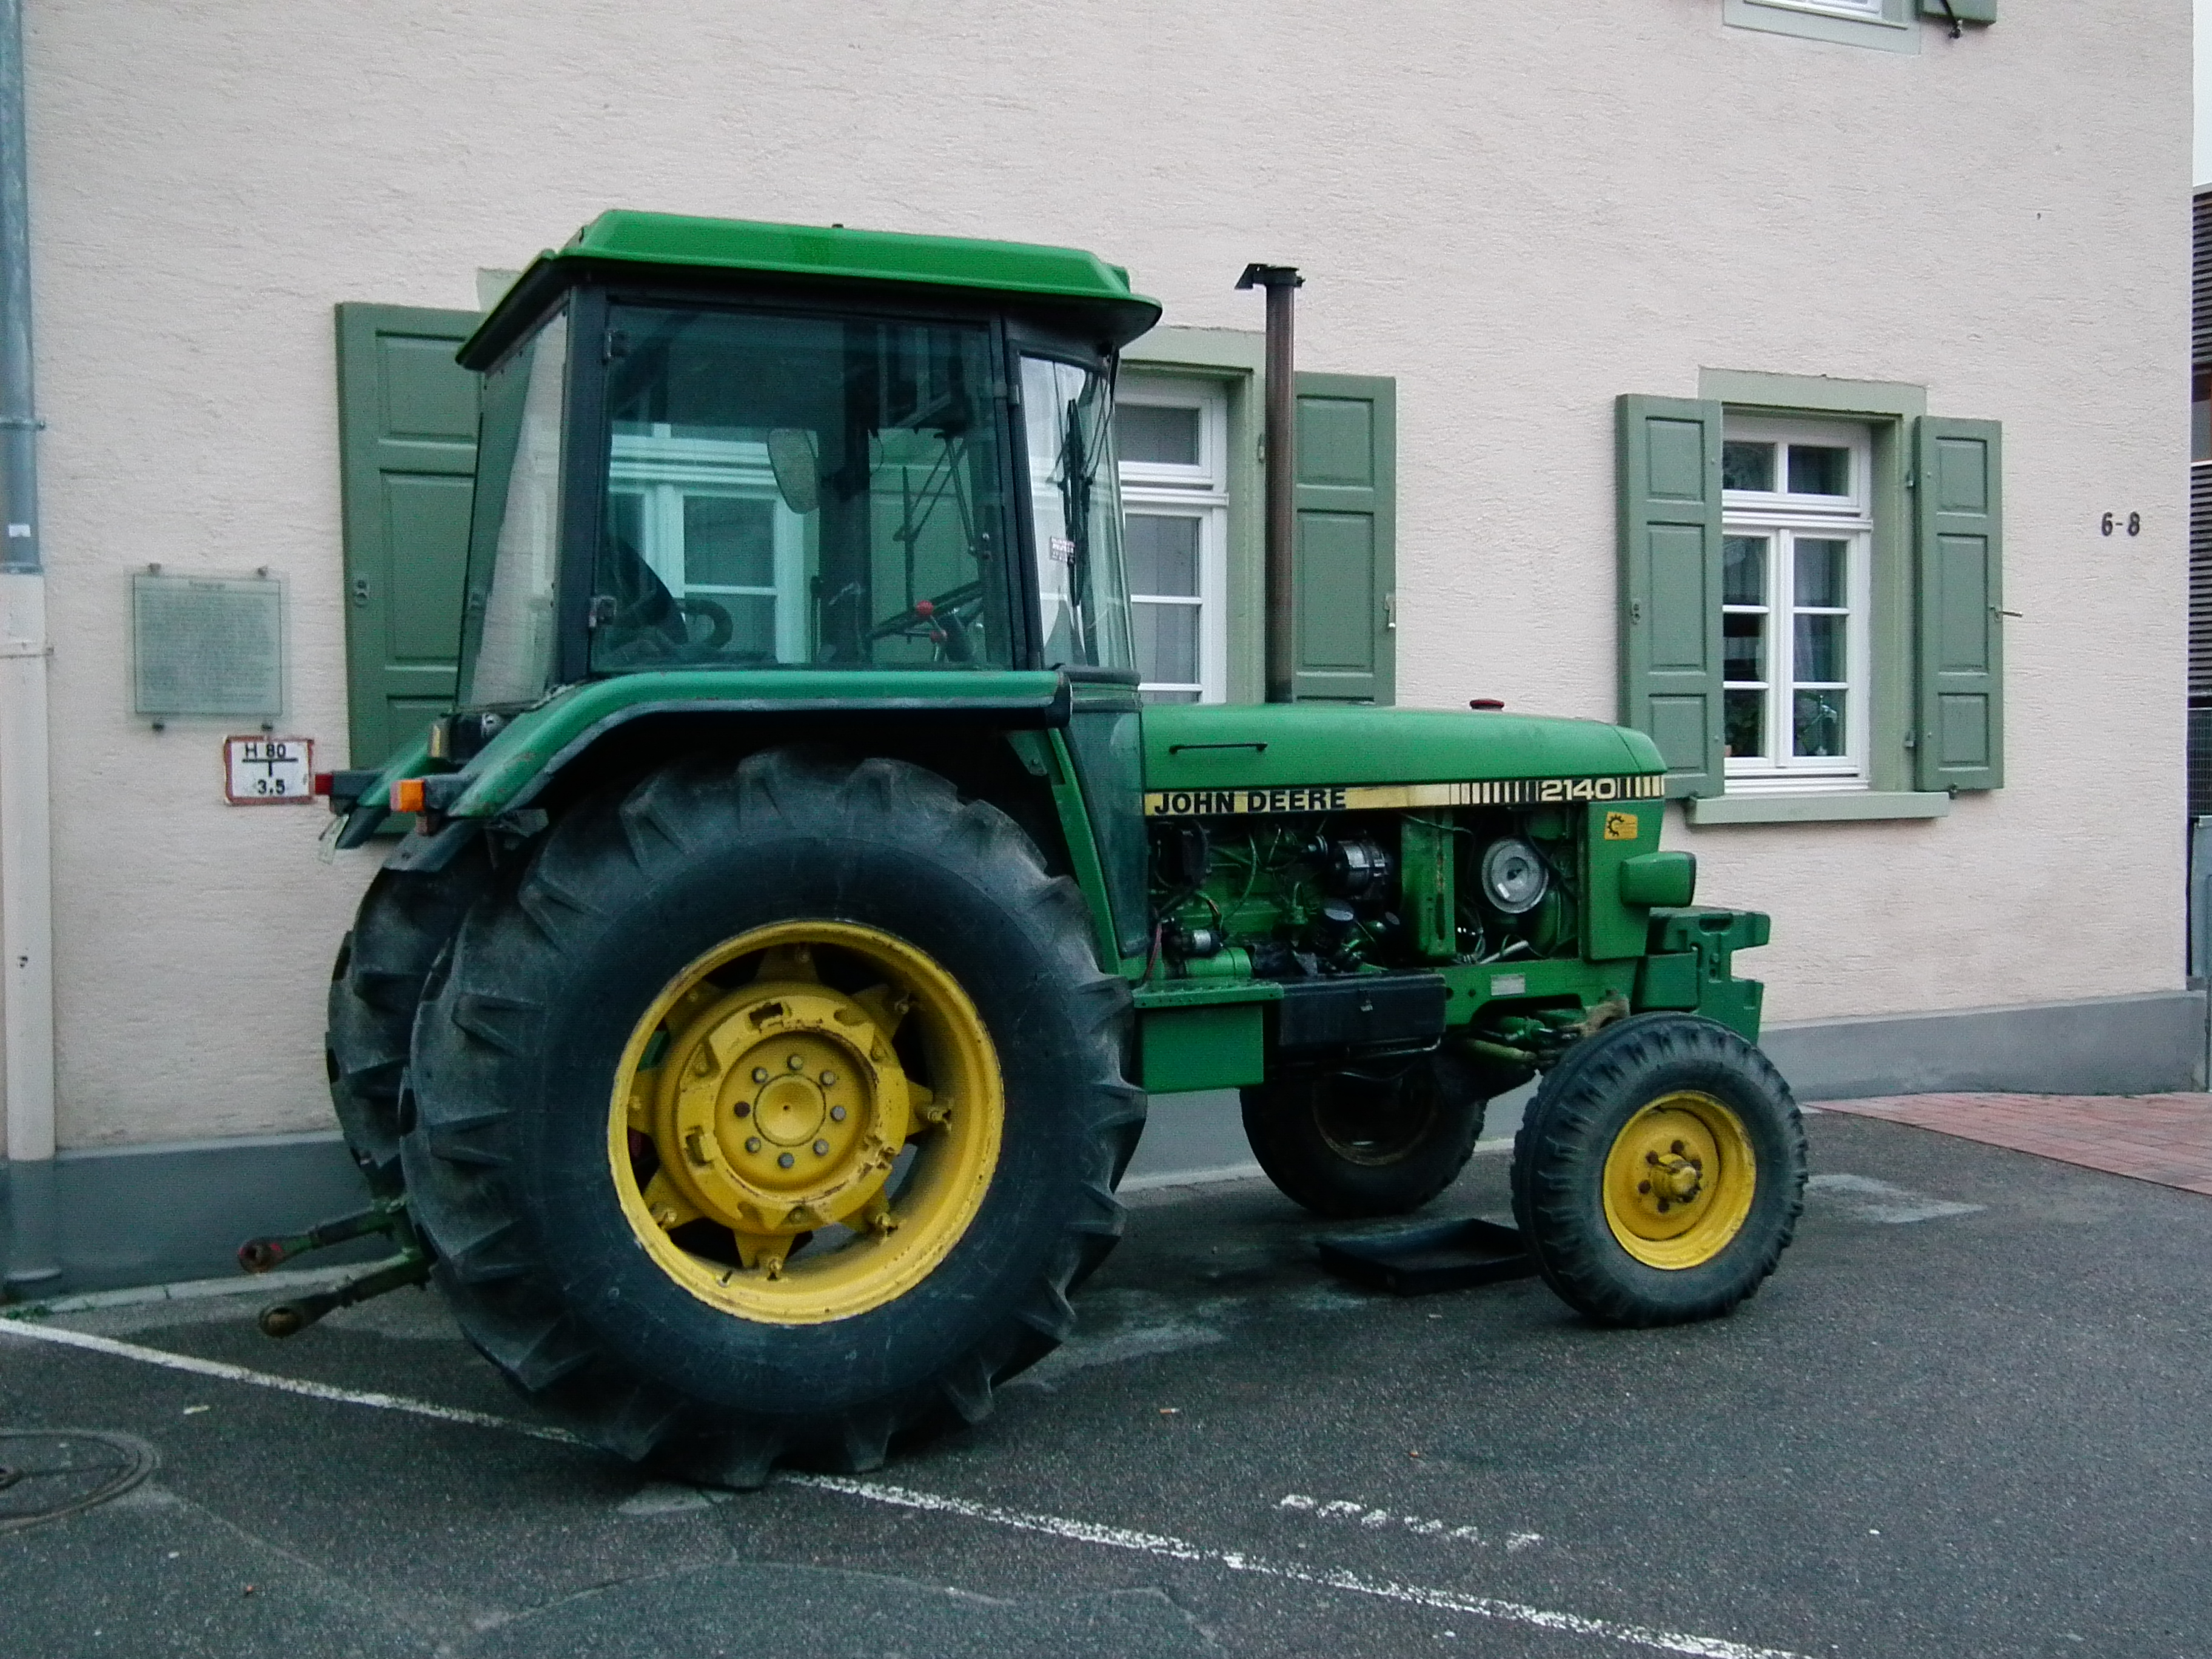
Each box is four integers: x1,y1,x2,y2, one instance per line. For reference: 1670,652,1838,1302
1815,1093,2212,1196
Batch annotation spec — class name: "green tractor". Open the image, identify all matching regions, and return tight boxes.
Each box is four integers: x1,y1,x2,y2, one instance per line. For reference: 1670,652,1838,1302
306,211,1805,1486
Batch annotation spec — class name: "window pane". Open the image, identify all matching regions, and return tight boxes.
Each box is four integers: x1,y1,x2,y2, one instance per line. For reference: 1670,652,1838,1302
1134,600,1199,686
1024,355,1134,673
721,593,777,660
1794,538,1846,609
608,491,645,569
1786,445,1849,496
684,495,776,589
1117,403,1201,467
1723,535,1768,605
1793,689,1846,758
1723,610,1766,683
463,309,568,707
1725,689,1765,760
1794,612,1845,683
1722,441,1775,492
1142,688,1201,705
1125,513,1201,596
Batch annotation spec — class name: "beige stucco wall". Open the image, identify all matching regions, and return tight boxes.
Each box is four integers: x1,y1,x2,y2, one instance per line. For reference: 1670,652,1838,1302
5,0,2189,1153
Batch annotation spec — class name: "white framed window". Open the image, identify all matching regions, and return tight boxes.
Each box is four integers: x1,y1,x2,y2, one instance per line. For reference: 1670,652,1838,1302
1720,418,1873,791
1116,377,1229,703
609,423,810,662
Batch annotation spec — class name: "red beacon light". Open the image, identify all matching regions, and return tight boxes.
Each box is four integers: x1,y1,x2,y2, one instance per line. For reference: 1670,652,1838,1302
1468,698,1506,711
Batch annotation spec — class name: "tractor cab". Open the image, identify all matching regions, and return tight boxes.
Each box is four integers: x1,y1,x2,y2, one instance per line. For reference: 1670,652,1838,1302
451,210,1160,716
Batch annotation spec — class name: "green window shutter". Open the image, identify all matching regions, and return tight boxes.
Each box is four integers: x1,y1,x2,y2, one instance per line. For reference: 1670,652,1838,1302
1913,417,2003,791
1292,373,1395,704
334,303,480,768
1616,395,1724,798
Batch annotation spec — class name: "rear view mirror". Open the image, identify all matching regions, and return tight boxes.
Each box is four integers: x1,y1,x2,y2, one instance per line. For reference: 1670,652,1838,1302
767,429,820,515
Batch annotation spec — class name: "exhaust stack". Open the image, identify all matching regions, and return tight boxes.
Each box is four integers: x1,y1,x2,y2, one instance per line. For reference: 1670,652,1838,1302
1238,263,1302,703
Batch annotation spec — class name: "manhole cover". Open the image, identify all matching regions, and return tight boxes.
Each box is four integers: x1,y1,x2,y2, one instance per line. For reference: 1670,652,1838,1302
0,1430,158,1533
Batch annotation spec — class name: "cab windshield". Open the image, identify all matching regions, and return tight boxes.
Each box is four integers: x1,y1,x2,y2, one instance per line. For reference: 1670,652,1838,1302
590,304,1016,671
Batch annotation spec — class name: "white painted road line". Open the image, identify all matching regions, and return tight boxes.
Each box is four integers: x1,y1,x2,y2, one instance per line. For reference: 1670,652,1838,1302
788,1474,1811,1659
0,1316,586,1444
1,1316,1814,1659
1277,1490,1541,1550
2,1259,380,1316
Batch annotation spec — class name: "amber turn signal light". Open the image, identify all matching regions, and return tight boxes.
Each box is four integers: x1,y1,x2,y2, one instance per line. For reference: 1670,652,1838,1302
389,778,427,814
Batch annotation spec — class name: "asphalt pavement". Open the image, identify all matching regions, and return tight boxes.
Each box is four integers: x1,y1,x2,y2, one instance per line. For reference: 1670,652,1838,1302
2,1108,2208,1659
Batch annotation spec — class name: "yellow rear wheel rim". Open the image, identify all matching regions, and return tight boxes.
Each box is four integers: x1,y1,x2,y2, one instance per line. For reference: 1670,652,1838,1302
1600,1091,1755,1270
608,920,1002,1326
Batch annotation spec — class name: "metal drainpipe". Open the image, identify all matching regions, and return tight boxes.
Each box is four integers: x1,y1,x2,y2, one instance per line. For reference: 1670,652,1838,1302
1238,263,1302,703
0,0,56,1295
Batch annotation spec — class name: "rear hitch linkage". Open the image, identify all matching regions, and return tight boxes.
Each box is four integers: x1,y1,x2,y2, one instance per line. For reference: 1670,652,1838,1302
236,1196,431,1339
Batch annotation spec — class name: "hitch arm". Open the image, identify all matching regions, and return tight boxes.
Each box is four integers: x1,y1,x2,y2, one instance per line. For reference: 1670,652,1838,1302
238,1196,434,1339
238,1197,411,1273
257,1255,431,1339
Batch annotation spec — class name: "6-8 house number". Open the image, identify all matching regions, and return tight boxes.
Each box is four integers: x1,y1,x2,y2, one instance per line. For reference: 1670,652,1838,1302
2101,512,2141,536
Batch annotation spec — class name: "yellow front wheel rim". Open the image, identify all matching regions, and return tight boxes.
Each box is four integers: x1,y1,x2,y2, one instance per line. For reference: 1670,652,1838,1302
608,920,1003,1326
1601,1091,1755,1269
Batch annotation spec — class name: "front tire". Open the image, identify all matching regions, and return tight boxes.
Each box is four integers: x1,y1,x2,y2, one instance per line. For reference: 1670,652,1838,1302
1242,1048,1487,1218
1510,1013,1804,1326
400,750,1141,1486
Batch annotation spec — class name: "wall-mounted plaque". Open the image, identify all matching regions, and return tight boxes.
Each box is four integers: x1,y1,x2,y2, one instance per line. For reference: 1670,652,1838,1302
132,572,284,719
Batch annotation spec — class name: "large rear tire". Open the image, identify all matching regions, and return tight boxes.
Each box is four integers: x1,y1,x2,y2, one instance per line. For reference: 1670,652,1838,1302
1241,1048,1486,1218
325,841,492,1195
1510,1013,1804,1326
400,749,1141,1485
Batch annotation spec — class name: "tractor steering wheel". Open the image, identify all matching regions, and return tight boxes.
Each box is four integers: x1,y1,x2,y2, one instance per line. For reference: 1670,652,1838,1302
677,597,734,650
600,594,736,665
866,581,985,662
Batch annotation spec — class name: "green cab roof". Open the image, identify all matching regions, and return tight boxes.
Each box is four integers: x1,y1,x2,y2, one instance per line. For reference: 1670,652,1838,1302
461,209,1162,368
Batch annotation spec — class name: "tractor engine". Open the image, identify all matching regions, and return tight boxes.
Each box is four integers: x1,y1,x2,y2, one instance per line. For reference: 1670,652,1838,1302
1150,806,1579,987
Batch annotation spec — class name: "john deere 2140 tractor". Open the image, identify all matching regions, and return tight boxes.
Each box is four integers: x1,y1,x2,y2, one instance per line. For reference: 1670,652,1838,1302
307,211,1805,1487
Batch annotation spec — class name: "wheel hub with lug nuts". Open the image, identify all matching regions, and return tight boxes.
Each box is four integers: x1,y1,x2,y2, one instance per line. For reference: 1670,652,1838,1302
642,952,920,1268
1600,1091,1755,1270
612,923,997,1325
1643,1142,1704,1209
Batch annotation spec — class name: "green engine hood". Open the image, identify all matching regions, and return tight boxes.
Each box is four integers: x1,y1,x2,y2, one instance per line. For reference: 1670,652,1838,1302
1141,703,1664,792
